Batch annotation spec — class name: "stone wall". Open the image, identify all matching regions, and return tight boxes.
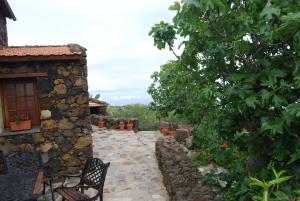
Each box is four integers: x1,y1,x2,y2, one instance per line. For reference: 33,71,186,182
160,120,194,149
0,15,8,49
156,137,219,201
0,46,92,173
90,114,139,132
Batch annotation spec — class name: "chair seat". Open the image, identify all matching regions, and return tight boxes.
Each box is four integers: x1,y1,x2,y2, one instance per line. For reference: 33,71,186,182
56,188,90,201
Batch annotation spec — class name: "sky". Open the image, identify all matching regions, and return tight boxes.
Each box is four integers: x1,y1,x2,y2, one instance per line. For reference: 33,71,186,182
6,0,177,105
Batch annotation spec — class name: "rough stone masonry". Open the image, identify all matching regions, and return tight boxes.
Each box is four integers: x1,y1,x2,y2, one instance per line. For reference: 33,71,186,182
156,137,221,201
0,14,8,49
0,45,93,174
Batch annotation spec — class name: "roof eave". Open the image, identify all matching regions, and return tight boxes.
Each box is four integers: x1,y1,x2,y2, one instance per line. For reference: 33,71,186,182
2,0,16,21
0,54,83,62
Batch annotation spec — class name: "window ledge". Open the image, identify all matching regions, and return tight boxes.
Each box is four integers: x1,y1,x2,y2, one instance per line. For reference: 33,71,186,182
0,126,41,137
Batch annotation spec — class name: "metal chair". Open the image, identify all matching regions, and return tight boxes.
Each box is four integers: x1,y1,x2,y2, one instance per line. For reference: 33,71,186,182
5,152,43,175
1,152,43,201
53,158,110,201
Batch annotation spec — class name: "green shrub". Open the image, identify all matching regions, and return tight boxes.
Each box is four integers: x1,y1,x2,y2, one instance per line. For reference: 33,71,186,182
148,0,300,199
108,104,159,131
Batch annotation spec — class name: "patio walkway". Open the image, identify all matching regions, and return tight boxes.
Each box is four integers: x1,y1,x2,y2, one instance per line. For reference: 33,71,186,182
93,129,169,201
41,128,169,201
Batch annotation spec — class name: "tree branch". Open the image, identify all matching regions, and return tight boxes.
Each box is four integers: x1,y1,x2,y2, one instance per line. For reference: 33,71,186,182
168,43,180,59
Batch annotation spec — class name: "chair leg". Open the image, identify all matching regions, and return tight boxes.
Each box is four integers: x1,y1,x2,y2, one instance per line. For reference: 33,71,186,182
50,180,55,201
43,182,46,194
100,194,103,201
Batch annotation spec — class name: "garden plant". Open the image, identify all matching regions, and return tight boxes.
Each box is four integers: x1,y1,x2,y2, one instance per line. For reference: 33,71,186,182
148,0,300,200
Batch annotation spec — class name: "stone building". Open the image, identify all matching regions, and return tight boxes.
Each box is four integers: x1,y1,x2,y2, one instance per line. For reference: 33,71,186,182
89,98,108,115
0,0,92,173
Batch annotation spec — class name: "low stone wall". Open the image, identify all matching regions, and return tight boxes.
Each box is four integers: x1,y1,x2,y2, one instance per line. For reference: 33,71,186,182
160,121,194,149
90,114,139,132
160,121,195,134
156,137,218,201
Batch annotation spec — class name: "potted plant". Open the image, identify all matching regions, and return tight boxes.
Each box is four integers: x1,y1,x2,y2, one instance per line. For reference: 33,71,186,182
10,114,32,132
127,120,134,131
98,118,105,128
119,121,125,131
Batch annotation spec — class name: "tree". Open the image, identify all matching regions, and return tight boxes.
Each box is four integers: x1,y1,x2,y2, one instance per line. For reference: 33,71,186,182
149,0,300,199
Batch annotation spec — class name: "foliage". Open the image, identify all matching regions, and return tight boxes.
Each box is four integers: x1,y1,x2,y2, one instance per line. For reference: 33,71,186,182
249,167,296,201
148,0,300,199
108,104,159,131
108,104,186,131
89,93,100,100
15,114,27,121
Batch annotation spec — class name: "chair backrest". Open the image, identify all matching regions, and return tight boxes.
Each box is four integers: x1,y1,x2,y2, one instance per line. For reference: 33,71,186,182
5,152,43,175
80,158,110,190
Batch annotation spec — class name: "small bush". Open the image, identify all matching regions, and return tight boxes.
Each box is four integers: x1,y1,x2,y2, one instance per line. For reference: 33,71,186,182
108,104,159,131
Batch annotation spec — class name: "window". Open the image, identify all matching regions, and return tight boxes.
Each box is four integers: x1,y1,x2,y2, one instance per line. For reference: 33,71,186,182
0,78,40,128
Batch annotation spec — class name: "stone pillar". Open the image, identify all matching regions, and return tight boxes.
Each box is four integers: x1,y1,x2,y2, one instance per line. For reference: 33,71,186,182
0,15,8,49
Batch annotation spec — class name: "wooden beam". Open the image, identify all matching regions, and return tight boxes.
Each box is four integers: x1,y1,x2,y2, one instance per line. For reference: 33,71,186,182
33,171,44,195
0,72,48,79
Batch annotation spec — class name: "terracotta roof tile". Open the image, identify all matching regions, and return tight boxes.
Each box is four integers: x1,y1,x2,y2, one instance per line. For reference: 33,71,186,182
89,99,109,107
0,45,82,57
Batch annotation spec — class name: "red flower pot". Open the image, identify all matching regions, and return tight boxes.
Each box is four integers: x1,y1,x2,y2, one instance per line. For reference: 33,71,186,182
127,122,134,131
119,121,125,131
10,120,31,132
98,120,105,128
161,128,169,136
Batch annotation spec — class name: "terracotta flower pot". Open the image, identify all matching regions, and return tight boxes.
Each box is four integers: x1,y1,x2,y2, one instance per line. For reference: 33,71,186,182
119,121,125,131
168,131,176,137
10,120,31,132
127,122,134,131
161,128,169,136
98,119,105,128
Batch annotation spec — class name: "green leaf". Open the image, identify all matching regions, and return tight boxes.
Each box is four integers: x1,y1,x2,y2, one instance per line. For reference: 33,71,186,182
169,2,181,11
94,94,100,100
281,12,300,23
267,176,293,186
182,0,200,7
260,0,281,20
273,95,287,107
245,96,258,109
212,0,226,10
273,191,290,201
270,69,286,78
261,119,284,135
287,149,300,165
260,89,273,105
294,189,300,195
249,177,268,190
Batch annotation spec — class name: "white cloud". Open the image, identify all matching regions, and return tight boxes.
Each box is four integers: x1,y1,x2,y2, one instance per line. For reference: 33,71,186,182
7,0,177,105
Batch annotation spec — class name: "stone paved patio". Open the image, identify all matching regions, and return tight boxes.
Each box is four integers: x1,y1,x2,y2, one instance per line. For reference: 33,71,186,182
42,128,169,201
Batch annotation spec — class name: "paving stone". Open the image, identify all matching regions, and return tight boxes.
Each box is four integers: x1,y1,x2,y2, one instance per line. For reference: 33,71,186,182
40,130,168,201
94,130,169,201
